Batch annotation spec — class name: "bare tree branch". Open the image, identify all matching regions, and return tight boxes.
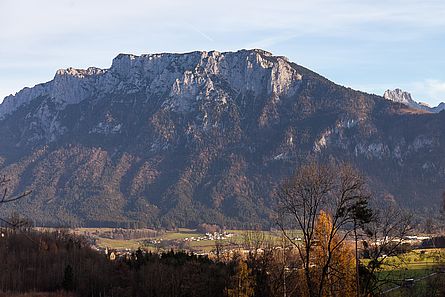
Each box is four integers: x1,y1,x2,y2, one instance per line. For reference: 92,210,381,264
276,161,372,297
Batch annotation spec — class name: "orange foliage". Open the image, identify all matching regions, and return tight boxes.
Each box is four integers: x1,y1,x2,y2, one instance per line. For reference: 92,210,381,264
314,211,356,297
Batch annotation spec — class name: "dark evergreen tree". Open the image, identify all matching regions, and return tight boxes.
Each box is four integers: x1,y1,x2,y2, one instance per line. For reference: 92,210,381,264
62,264,74,291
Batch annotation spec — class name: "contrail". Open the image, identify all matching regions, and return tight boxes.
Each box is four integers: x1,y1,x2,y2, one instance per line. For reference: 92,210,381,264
188,24,214,42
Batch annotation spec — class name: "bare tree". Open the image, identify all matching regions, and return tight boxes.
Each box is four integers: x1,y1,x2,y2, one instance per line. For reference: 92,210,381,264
277,161,371,297
242,229,266,259
0,174,31,228
359,203,412,296
214,238,224,262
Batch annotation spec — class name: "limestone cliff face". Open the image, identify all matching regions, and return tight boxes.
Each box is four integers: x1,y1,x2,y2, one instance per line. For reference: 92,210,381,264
0,50,303,145
0,50,444,227
1,49,301,118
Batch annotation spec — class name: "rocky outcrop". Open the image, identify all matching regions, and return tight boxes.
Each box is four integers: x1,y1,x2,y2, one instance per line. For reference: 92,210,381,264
383,88,445,113
1,49,302,119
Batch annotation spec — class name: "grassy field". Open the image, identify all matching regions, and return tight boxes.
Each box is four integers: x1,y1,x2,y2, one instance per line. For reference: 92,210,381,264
94,237,144,250
76,227,294,252
84,228,221,251
372,248,445,296
379,248,445,271
386,273,445,297
159,228,202,240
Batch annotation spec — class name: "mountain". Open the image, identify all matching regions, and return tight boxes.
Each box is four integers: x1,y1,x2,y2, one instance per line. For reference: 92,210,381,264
431,102,445,113
1,49,445,228
383,88,445,113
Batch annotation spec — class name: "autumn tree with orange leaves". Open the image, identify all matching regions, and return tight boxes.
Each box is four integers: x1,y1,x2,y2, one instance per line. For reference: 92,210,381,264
277,161,372,297
314,211,356,297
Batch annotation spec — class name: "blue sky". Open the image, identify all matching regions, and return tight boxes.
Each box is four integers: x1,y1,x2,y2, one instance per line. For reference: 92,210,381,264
1,0,445,105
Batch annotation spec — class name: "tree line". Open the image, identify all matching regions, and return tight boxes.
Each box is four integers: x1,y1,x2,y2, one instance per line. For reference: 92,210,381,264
1,162,445,296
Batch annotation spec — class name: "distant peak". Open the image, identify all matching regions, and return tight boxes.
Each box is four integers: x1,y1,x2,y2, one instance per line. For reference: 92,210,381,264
383,88,445,113
383,89,414,103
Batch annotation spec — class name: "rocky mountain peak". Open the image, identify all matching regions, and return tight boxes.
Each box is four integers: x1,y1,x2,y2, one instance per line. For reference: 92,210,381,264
383,88,445,113
383,88,415,105
0,49,302,120
432,102,445,112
